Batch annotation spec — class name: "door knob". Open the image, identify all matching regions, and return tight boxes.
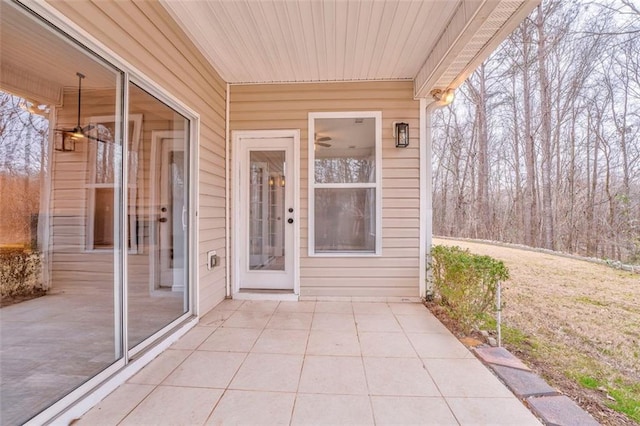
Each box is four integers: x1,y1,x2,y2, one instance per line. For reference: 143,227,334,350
288,208,294,213
287,218,294,224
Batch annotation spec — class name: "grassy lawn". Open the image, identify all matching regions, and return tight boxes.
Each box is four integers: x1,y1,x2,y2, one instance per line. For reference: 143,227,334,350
434,238,640,426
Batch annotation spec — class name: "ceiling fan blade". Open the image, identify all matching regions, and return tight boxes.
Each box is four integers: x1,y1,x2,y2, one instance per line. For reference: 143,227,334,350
315,142,332,148
82,124,95,133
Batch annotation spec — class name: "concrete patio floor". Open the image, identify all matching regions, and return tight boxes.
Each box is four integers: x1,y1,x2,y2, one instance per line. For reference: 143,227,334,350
1,282,184,426
77,300,542,425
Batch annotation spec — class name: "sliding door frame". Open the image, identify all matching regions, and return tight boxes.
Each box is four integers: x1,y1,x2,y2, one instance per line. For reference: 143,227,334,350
18,0,200,423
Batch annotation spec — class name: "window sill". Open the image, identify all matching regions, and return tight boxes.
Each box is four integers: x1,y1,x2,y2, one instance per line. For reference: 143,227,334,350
309,251,381,258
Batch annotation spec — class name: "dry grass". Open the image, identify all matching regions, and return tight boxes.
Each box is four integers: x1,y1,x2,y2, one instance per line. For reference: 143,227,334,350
434,237,640,425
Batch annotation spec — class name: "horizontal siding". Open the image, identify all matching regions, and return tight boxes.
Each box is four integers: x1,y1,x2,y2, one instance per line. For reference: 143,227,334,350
300,257,419,268
48,0,227,315
301,286,418,298
230,81,420,298
303,277,418,287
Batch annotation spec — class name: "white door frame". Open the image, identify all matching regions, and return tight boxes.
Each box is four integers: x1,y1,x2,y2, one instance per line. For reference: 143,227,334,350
232,130,300,297
149,130,188,298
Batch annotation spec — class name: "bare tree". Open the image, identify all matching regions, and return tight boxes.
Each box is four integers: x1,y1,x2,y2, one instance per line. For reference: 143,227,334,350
0,92,48,246
432,0,640,264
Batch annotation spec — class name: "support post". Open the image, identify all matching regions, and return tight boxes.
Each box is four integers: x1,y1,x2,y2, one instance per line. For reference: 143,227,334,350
497,280,502,347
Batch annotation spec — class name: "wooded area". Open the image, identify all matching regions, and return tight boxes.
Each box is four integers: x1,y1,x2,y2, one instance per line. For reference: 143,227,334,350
0,94,48,246
433,0,640,264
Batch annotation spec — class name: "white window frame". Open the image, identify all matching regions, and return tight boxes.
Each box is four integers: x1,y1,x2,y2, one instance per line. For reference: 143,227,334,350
85,114,143,253
308,111,382,256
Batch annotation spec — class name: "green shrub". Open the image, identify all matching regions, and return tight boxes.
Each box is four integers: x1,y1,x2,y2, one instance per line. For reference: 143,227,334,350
0,248,45,299
429,245,509,333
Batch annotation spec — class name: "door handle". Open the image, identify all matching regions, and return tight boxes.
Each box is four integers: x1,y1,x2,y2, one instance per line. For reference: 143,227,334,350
287,218,294,224
159,217,168,223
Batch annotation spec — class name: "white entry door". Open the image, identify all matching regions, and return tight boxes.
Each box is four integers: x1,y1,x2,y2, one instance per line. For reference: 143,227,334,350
236,135,296,290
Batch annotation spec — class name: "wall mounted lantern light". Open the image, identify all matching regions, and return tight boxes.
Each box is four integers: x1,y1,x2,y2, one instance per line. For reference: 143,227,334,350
54,131,77,152
394,122,409,148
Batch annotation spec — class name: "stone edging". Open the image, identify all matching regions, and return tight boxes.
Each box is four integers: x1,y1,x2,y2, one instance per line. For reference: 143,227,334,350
473,346,601,426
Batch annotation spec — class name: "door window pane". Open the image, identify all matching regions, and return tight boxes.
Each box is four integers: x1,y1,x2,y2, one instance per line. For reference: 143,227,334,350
127,83,190,349
249,151,285,271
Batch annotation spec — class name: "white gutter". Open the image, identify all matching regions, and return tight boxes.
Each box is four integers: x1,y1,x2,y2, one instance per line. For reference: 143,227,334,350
225,83,231,297
419,97,449,299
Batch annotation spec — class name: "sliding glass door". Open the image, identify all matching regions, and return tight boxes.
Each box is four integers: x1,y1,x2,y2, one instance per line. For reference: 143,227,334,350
0,2,193,423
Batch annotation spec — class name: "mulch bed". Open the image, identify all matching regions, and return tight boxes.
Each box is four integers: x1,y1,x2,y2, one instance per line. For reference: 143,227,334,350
425,301,486,342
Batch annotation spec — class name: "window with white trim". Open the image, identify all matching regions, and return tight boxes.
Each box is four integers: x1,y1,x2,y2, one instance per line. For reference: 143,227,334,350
308,112,382,255
86,115,142,251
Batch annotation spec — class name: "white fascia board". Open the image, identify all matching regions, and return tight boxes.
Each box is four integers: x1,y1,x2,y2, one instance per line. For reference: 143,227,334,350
413,0,540,98
443,0,540,91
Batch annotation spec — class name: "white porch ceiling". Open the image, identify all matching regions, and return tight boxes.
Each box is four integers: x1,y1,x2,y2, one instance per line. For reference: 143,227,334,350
162,0,539,98
1,1,118,105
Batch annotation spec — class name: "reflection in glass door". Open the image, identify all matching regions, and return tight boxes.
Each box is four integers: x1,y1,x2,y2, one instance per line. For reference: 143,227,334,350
160,143,186,292
127,83,190,350
0,4,195,422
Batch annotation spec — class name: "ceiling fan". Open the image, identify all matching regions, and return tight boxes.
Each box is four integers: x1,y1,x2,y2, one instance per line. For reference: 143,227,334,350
54,72,102,142
314,134,332,148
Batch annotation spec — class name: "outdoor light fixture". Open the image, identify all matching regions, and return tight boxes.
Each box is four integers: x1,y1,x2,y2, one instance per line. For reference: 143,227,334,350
431,88,455,105
54,131,77,152
394,122,409,148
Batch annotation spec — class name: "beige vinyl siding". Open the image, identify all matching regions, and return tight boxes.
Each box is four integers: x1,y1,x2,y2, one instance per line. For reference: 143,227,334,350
47,0,227,314
49,87,184,290
230,81,421,298
48,88,114,290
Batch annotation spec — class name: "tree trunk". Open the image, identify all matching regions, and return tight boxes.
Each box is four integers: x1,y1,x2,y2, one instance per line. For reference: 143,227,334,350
522,20,537,247
475,65,490,239
536,6,555,250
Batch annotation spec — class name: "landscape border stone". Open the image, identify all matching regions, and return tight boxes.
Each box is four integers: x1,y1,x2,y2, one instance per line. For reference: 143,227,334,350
473,345,601,425
527,395,601,426
490,364,558,399
474,346,531,371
